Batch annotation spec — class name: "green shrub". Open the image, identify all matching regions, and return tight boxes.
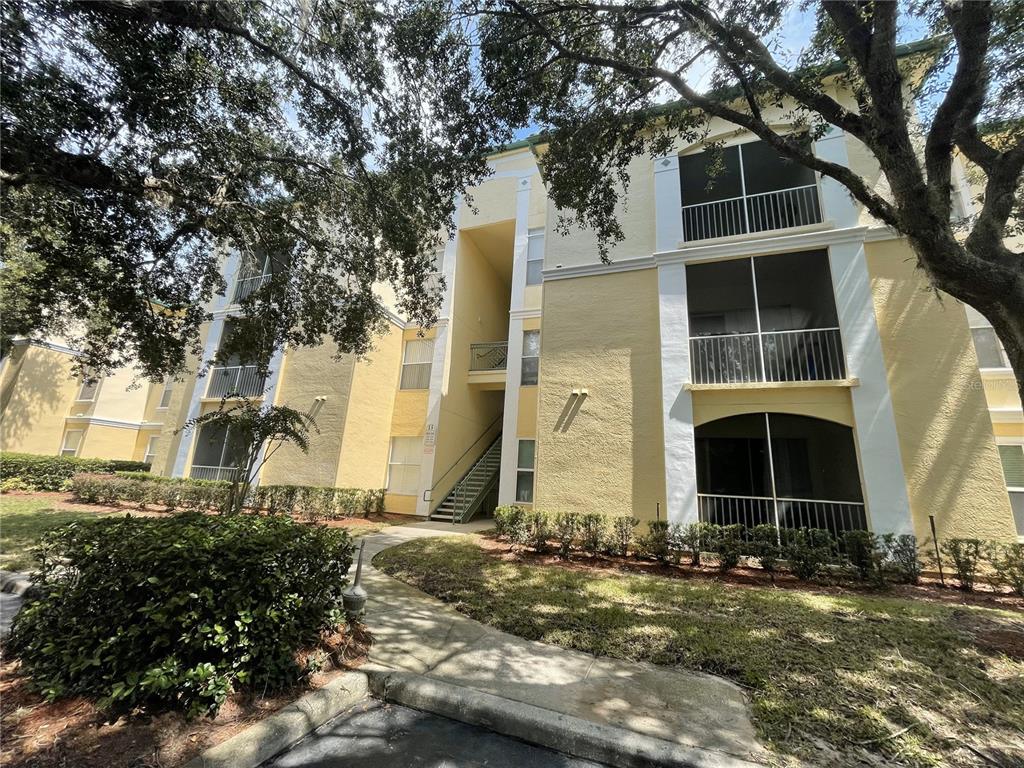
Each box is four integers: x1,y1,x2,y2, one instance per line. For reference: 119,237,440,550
554,511,582,558
609,516,639,557
712,524,745,572
494,505,529,548
1,452,150,491
842,530,888,587
883,534,922,584
783,528,835,581
526,509,551,552
940,538,982,591
8,514,354,718
252,485,384,519
751,524,781,580
70,474,230,512
579,513,606,556
987,542,1024,597
637,520,670,563
0,476,32,493
673,522,714,566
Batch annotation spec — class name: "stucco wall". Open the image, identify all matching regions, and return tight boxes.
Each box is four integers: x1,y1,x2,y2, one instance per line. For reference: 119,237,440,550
77,423,139,460
536,269,666,521
260,343,357,488
865,239,1016,540
692,386,855,428
0,345,79,455
336,321,404,489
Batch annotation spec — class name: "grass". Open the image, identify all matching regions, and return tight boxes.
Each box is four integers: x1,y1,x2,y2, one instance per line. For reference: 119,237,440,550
375,536,1024,768
0,496,115,571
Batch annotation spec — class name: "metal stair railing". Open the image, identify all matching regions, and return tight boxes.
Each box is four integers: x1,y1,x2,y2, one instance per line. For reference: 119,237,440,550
447,439,502,524
423,413,503,505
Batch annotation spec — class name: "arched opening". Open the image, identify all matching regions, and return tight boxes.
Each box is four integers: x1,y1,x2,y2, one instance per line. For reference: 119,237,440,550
695,413,867,537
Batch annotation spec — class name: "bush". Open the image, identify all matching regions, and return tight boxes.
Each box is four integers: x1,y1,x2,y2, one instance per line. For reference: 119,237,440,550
783,528,835,581
675,520,716,569
554,511,582,558
70,473,230,512
609,516,639,557
940,538,983,591
526,509,552,552
751,524,781,580
494,505,529,548
8,514,354,718
843,530,888,587
638,520,670,563
712,524,745,572
252,485,384,519
987,542,1024,597
1,452,150,491
579,513,606,556
884,534,922,584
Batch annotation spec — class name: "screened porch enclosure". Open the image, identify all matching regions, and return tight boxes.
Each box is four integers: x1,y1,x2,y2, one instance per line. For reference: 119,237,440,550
189,422,246,482
687,250,846,384
695,413,867,538
679,138,822,242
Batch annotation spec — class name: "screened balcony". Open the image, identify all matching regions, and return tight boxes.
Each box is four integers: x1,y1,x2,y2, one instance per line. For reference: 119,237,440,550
232,251,291,303
205,320,268,398
679,138,822,242
189,423,243,482
687,250,846,385
696,413,867,539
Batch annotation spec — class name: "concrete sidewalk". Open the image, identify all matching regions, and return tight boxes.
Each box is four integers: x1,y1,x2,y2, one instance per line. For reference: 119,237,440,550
355,521,768,765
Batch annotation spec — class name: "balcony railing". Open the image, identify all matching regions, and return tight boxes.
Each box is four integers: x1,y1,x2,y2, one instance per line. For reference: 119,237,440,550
189,465,240,482
690,327,846,385
232,273,271,303
469,342,508,371
205,365,266,398
698,493,868,541
682,184,821,242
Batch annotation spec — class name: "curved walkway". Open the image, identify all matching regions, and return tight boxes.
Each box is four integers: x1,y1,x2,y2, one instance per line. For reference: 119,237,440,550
356,521,768,765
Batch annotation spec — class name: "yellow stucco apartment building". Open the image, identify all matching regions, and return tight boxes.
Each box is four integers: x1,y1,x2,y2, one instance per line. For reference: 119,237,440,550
3,100,1022,544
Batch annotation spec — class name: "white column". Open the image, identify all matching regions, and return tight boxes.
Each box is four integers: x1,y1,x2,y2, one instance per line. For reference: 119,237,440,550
654,154,683,252
658,261,698,525
171,250,241,478
249,343,288,486
498,176,533,504
815,127,913,534
416,201,462,516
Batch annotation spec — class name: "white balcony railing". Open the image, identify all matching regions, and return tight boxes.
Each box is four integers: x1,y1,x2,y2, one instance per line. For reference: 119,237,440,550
189,465,240,482
469,342,508,371
682,184,821,242
697,493,868,540
205,365,266,398
690,327,846,385
233,273,271,303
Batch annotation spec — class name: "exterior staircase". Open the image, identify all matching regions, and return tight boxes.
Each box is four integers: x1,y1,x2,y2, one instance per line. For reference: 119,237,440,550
429,435,502,523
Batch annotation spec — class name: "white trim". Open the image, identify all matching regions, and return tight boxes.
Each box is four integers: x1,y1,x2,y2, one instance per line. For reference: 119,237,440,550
499,176,534,505
543,255,656,281
64,415,142,430
657,225,870,264
510,308,542,320
654,154,683,252
8,338,84,357
658,261,698,526
990,409,1024,424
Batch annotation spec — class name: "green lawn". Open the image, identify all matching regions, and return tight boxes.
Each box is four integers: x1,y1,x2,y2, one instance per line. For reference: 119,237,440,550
0,496,115,571
375,536,1024,768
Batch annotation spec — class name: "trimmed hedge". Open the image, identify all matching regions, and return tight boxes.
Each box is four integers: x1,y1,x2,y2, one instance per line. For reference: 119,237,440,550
71,473,230,512
8,513,355,717
250,485,386,520
1,452,151,491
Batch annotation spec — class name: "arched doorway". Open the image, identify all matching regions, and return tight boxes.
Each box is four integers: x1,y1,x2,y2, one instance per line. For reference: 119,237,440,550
695,413,867,537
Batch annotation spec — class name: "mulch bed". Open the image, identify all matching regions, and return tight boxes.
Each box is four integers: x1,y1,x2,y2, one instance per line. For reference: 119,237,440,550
474,534,1024,612
0,626,372,768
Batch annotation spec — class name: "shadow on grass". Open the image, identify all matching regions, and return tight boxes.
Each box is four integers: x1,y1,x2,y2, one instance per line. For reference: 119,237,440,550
0,506,111,571
375,536,1024,768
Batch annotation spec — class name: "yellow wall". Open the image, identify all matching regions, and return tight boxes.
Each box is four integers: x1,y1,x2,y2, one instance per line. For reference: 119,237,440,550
993,422,1024,439
865,240,1016,540
982,373,1023,412
535,269,666,521
260,343,357,487
0,345,80,455
517,387,538,438
150,325,210,476
692,386,855,427
336,322,404,488
430,231,509,506
77,423,138,460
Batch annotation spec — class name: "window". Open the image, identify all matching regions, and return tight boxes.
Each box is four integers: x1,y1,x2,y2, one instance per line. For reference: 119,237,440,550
143,436,159,465
516,439,536,503
521,330,540,386
61,430,83,457
526,229,544,286
998,444,1024,536
971,327,1009,369
158,380,174,409
387,437,423,495
400,339,434,389
76,376,100,402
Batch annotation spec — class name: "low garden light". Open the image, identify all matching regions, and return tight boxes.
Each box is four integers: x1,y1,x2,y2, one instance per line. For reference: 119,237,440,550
342,539,368,619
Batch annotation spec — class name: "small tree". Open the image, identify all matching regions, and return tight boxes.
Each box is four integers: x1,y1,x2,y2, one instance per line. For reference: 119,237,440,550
179,396,317,515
